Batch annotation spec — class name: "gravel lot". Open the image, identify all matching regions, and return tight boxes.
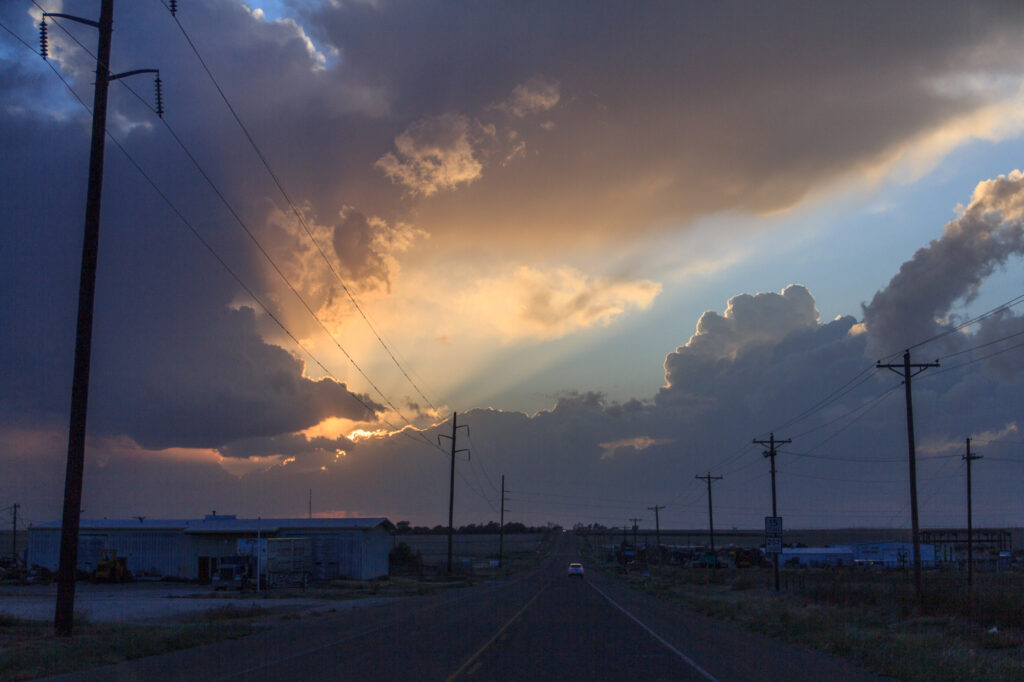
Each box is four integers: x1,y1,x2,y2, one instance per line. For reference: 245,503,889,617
0,582,381,623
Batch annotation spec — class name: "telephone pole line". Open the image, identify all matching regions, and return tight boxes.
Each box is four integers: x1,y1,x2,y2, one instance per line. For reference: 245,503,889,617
963,438,981,589
754,433,790,592
877,349,938,605
695,474,723,553
437,412,469,574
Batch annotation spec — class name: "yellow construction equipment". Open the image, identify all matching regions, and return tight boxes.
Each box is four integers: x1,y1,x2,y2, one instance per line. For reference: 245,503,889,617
93,549,129,582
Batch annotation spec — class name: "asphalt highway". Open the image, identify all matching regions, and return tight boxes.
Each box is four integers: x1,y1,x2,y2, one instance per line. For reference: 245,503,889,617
47,533,888,681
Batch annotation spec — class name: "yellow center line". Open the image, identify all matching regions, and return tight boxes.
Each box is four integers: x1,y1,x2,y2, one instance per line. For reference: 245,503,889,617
445,582,548,681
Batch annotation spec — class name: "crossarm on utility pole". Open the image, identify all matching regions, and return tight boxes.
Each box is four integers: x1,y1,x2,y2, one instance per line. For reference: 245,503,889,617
437,412,469,574
876,350,939,606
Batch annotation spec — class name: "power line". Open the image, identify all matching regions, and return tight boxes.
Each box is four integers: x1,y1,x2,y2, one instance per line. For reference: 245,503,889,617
768,365,877,435
2,15,448,459
907,293,1024,353
157,0,440,415
465,430,500,495
30,1,440,446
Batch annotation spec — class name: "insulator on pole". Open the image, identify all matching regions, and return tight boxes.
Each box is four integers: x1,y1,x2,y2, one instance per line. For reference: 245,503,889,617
154,75,164,117
39,19,48,59
169,0,178,16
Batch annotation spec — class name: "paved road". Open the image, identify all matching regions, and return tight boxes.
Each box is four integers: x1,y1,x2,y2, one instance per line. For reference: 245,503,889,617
47,534,887,681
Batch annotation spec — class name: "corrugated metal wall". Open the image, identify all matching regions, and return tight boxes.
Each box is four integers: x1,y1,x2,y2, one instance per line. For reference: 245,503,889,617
29,522,391,581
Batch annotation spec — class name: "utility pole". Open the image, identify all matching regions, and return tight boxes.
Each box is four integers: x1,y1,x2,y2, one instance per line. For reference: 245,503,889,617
437,412,469,574
42,0,163,638
629,517,642,550
754,433,790,592
878,350,938,605
498,475,508,568
11,504,18,569
695,474,722,553
51,0,114,638
963,438,981,589
647,505,664,559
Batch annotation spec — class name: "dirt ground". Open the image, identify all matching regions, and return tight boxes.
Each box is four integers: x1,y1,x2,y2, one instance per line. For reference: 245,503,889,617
0,582,387,624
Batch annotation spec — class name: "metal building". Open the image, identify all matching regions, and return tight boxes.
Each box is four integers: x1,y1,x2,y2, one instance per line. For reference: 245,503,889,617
28,515,393,581
853,541,935,568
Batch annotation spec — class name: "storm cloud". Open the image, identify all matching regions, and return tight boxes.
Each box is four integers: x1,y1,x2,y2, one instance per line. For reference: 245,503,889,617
2,2,1024,529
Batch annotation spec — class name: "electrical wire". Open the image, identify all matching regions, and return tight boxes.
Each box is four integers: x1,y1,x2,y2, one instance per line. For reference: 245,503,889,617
157,0,441,415
28,1,442,452
907,293,1024,353
3,13,446,460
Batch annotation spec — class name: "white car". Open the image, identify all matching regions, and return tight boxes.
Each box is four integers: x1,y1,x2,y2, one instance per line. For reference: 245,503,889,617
567,562,584,578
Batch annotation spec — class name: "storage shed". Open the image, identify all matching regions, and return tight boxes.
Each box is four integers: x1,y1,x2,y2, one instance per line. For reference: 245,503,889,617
28,516,393,581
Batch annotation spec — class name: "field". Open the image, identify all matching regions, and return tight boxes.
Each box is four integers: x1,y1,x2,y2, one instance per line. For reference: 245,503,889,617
393,533,548,569
581,533,1024,681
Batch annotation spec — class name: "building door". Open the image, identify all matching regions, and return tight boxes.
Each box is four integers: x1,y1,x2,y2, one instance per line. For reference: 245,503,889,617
198,556,211,583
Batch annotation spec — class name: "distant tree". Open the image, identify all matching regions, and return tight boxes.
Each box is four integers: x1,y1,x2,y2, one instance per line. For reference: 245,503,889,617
389,542,423,575
396,520,411,534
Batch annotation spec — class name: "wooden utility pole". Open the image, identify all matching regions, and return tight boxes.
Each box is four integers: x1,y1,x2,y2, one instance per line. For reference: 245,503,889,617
51,0,114,638
695,474,722,552
647,505,664,549
11,504,18,568
647,505,664,563
963,438,981,588
437,412,468,574
43,0,163,637
878,350,938,605
754,433,790,592
498,475,507,568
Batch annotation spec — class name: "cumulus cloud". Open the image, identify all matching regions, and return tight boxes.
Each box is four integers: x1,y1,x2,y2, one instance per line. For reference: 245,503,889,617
464,266,661,341
263,204,423,305
494,77,561,118
668,285,819,374
7,268,1024,528
374,113,494,196
862,171,1024,354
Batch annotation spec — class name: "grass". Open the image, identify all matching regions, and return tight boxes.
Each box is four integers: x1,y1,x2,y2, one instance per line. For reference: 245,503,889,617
581,541,1024,680
0,613,258,681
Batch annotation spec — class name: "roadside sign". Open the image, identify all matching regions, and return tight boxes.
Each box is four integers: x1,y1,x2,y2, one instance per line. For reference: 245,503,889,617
765,536,782,554
765,516,783,536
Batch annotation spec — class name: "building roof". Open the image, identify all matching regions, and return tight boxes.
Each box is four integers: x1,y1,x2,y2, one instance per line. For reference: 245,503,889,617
184,517,394,534
32,517,394,533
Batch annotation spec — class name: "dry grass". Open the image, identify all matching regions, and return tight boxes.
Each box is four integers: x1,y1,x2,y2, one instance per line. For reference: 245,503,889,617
582,539,1024,681
0,615,256,681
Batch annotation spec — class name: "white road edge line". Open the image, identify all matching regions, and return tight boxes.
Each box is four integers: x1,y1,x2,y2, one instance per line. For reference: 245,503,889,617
587,580,720,682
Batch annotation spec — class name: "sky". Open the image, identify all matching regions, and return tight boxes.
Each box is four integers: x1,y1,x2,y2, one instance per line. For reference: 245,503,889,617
2,0,1024,534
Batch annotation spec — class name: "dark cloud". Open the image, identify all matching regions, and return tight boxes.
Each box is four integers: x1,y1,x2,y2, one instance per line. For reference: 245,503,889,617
3,2,1024,529
89,306,381,450
306,0,1024,248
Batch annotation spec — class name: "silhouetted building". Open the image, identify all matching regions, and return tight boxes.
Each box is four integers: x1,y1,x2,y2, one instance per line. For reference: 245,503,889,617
28,515,393,581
